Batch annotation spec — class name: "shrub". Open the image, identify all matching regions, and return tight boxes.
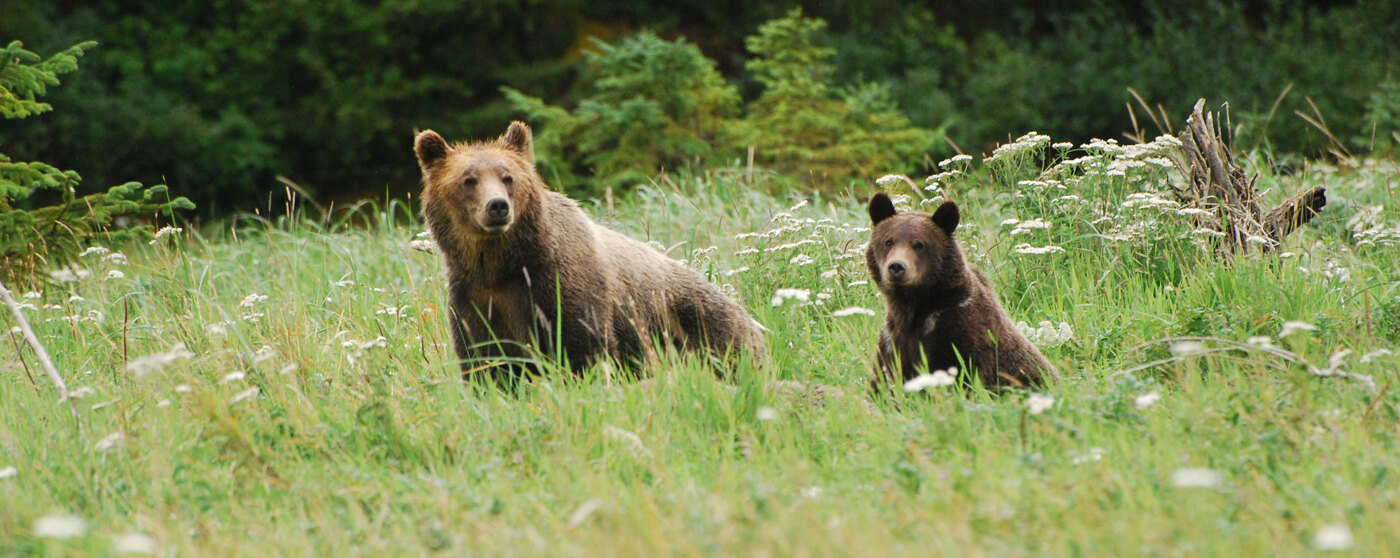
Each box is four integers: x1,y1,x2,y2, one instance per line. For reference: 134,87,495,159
504,32,745,191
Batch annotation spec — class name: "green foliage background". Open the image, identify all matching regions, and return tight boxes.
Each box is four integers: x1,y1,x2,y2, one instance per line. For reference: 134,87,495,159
1,40,193,285
1,0,1396,215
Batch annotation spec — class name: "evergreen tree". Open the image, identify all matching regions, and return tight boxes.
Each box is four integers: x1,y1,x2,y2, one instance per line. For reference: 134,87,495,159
1,40,193,284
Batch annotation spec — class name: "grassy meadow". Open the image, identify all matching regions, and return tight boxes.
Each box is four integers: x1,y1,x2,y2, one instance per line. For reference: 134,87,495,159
2,135,1399,556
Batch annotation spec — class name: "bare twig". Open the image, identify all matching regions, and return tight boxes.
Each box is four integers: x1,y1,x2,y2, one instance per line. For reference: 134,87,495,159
0,280,81,425
1174,99,1327,255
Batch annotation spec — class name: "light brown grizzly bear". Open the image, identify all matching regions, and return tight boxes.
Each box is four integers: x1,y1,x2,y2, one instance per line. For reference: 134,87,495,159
415,121,766,380
865,193,1058,390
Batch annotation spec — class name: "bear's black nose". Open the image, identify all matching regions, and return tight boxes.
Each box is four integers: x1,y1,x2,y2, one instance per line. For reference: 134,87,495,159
886,261,906,279
486,198,511,220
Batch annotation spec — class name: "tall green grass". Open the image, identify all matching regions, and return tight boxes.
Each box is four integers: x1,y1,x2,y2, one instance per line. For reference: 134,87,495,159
2,144,1398,556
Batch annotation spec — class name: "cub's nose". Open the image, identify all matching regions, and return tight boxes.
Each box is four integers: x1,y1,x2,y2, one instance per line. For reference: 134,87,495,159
485,198,511,220
886,261,906,280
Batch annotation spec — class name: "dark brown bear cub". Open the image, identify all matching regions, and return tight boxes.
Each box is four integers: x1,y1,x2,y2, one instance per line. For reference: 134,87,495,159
415,122,766,380
866,193,1058,390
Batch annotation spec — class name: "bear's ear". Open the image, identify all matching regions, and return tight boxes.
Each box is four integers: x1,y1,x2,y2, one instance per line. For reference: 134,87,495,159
414,130,449,170
932,201,960,234
869,193,897,225
501,121,535,164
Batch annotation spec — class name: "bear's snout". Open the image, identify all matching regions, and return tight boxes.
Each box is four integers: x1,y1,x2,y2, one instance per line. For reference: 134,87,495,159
886,260,907,280
485,198,510,220
481,197,512,231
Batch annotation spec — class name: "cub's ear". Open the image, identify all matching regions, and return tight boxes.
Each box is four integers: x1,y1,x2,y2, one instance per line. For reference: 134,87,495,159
932,201,959,234
501,121,535,164
414,130,449,170
869,193,897,225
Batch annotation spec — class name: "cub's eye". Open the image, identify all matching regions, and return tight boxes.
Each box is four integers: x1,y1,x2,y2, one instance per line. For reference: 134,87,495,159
884,239,894,248
502,175,514,186
913,242,925,251
464,177,478,188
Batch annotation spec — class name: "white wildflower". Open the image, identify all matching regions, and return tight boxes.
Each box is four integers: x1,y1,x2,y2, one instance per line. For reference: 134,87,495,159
34,513,88,539
113,532,160,555
756,407,779,421
230,386,260,404
1280,320,1317,337
66,386,96,400
770,288,811,307
94,431,125,451
409,239,437,253
1170,341,1208,357
1308,350,1351,377
939,154,973,168
1247,336,1278,350
175,384,193,393
50,266,90,283
1135,392,1162,410
724,266,751,277
1000,218,1021,227
1170,467,1223,489
603,425,651,459
566,500,603,529
904,368,958,392
252,346,276,364
79,246,111,257
343,336,388,351
149,226,183,244
1313,523,1354,551
1051,142,1074,150
1013,243,1066,255
0,465,16,479
846,280,868,287
832,306,877,318
333,279,356,288
789,254,815,266
239,293,268,308
1016,320,1074,347
1025,393,1055,415
125,342,195,378
876,174,915,187
105,252,128,265
221,371,246,384
105,270,125,281
156,399,171,408
1010,219,1051,236
1360,349,1393,364
1071,447,1105,465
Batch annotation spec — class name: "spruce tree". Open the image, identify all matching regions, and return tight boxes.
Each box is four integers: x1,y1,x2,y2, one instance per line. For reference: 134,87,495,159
1,40,193,284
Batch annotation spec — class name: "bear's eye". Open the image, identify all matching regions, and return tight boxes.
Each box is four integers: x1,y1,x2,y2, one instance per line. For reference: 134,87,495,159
884,239,893,248
502,175,514,186
464,177,478,188
913,242,925,251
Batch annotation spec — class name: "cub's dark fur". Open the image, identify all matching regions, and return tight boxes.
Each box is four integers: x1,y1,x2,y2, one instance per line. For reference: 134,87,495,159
865,194,1058,390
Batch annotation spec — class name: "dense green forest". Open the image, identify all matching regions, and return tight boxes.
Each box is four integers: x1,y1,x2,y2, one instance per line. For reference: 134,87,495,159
2,0,1397,216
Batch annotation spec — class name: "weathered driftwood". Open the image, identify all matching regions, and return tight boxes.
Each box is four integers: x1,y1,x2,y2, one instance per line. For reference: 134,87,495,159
1171,99,1326,254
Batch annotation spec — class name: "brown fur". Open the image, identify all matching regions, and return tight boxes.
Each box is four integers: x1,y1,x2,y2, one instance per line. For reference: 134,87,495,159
865,194,1058,390
415,122,766,379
